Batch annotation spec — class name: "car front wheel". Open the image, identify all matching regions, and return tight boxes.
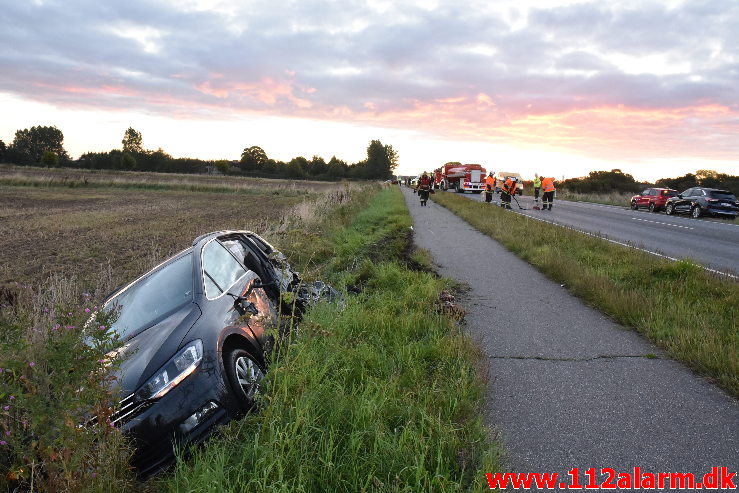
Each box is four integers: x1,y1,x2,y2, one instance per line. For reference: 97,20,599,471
665,203,675,215
630,201,638,210
648,202,656,213
224,348,264,410
691,205,702,218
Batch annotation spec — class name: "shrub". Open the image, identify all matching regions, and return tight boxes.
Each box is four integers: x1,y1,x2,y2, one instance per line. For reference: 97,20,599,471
0,281,135,492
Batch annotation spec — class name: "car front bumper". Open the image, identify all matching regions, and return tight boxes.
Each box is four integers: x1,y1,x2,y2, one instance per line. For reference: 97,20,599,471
121,360,237,477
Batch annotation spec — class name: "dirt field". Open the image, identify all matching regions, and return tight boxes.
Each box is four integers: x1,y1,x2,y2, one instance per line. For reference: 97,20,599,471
0,168,346,289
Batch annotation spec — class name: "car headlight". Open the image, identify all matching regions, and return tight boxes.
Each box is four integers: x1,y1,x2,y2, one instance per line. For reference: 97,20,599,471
135,340,203,401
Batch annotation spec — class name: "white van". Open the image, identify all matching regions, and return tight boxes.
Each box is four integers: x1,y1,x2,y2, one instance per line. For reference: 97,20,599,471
493,171,524,195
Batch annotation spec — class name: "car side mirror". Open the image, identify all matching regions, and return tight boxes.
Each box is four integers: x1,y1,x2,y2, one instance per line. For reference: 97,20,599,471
677,194,683,198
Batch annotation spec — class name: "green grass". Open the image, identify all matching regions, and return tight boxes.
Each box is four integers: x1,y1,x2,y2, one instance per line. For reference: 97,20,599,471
432,191,739,398
556,190,633,207
161,187,499,492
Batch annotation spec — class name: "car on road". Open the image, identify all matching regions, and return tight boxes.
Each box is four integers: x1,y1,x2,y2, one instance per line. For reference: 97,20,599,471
99,231,310,477
630,187,678,212
665,187,739,219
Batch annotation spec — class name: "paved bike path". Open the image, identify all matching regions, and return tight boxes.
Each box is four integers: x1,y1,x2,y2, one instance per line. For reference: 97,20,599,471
401,187,738,489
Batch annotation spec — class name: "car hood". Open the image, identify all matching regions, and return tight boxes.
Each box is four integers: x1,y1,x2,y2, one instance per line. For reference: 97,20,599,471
112,303,202,396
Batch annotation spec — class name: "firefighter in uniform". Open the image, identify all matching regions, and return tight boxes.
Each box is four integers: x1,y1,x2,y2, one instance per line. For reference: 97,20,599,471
500,176,517,209
533,174,542,209
541,176,556,210
417,172,432,206
484,172,496,203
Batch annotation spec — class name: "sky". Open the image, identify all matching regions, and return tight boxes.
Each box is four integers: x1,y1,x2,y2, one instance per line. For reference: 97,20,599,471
1,0,738,182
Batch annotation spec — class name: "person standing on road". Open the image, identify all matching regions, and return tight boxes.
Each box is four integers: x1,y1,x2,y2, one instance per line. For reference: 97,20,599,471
541,176,556,210
501,177,517,209
417,172,432,206
485,172,496,204
533,173,542,210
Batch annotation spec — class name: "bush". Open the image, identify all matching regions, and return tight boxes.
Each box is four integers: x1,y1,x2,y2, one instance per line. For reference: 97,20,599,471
0,281,135,492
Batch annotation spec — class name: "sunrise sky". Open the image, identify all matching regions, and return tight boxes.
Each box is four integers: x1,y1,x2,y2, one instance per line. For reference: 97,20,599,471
1,0,737,181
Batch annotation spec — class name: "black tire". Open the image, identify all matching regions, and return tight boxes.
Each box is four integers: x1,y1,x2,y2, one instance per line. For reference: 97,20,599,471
631,201,638,210
224,348,264,410
665,203,675,215
648,202,656,213
691,205,702,218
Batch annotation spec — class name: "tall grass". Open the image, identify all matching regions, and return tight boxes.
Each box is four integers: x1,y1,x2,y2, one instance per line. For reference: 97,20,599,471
432,192,739,398
162,187,499,491
557,190,633,206
0,275,137,492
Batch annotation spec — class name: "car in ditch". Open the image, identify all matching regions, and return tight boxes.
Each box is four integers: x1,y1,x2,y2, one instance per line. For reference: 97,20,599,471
98,231,313,477
630,187,678,212
664,187,739,219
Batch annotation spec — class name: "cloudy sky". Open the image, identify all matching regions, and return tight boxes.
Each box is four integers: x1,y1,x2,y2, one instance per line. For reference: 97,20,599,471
1,0,738,181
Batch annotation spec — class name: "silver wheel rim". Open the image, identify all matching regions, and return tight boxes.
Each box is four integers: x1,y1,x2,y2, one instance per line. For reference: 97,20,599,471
692,207,700,218
234,356,263,399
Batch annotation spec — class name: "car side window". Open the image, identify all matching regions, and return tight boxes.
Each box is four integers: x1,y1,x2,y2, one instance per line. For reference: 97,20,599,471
202,240,247,299
683,189,693,197
649,189,657,196
642,189,650,196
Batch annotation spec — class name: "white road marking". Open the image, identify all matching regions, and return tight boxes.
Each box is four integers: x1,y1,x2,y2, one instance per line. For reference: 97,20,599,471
631,217,694,230
513,210,739,281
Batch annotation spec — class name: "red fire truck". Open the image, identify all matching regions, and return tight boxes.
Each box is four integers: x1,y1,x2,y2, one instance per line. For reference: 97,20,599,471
433,163,487,193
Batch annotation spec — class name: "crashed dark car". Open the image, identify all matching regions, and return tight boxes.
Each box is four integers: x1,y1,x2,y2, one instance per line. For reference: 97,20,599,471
99,231,306,477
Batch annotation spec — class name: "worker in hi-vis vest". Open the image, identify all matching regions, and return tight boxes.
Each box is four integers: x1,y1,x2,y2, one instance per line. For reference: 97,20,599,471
484,172,496,204
533,174,542,209
541,177,556,210
501,177,517,209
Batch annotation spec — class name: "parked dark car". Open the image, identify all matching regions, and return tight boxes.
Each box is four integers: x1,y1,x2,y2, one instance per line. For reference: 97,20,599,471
630,187,678,212
99,231,307,477
665,187,739,219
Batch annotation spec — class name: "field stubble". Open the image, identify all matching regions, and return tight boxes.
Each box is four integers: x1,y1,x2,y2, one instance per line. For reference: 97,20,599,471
0,174,354,288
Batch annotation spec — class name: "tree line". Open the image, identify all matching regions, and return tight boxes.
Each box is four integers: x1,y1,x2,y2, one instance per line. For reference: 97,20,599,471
0,126,399,181
559,169,738,195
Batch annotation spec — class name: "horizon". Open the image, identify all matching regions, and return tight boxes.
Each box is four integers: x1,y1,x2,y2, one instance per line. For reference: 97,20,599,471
2,1,738,183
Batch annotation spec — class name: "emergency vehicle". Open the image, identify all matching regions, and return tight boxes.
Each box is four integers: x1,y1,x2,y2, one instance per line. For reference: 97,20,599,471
433,163,487,193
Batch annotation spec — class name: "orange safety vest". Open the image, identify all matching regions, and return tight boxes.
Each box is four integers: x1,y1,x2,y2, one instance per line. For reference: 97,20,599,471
542,177,555,192
503,178,516,195
485,175,496,187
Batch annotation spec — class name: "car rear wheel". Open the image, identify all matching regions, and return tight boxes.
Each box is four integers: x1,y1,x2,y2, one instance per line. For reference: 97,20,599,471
224,348,264,409
691,205,702,218
648,202,656,213
665,203,675,215
630,201,638,210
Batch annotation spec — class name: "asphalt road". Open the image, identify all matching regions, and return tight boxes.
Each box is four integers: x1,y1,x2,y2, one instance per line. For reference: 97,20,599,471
458,191,739,277
402,186,739,490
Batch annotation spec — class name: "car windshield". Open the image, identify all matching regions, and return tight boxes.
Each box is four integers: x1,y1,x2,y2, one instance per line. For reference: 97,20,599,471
661,190,678,197
105,253,194,339
709,191,736,200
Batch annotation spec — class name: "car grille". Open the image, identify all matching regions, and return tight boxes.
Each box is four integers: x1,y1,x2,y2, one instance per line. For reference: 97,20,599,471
87,393,154,428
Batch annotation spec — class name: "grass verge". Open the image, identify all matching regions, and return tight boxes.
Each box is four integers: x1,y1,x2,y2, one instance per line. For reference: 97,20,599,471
556,191,633,207
432,191,739,398
161,186,499,492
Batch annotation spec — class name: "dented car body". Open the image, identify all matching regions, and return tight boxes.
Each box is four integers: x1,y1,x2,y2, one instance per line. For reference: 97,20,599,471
101,231,302,476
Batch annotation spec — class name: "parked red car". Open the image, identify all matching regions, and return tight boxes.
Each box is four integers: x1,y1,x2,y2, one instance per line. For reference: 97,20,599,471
630,188,678,212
